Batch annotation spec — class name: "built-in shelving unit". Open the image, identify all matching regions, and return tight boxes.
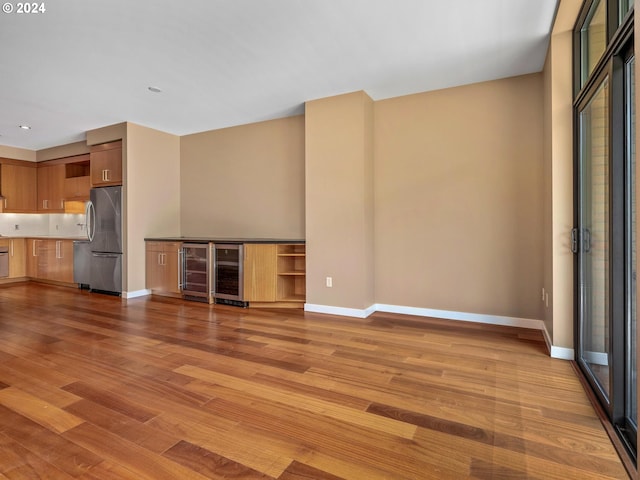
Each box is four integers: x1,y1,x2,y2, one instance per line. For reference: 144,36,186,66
276,244,306,303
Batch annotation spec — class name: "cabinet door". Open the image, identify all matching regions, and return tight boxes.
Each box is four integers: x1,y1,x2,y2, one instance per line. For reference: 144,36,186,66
52,240,74,283
1,164,37,212
145,244,163,291
26,239,42,278
146,242,182,294
243,244,277,302
37,164,65,212
90,142,122,187
64,176,90,200
8,239,26,278
161,243,182,294
40,240,55,280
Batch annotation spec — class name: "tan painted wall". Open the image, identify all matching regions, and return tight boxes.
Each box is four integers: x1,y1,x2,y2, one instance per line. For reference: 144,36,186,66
549,31,574,348
36,141,89,162
180,116,305,238
546,0,582,350
543,51,554,337
126,122,181,293
0,145,35,161
374,74,544,319
86,123,127,147
305,91,375,310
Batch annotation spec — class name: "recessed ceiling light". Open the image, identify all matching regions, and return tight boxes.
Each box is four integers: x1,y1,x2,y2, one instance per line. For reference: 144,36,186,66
19,125,31,130
148,86,162,93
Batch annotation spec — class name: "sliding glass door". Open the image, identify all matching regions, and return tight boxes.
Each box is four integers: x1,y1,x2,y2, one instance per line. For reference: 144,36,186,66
574,0,635,460
623,52,636,448
578,76,612,404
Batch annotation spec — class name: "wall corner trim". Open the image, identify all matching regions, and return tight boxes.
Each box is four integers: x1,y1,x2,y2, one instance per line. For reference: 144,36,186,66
304,303,376,318
122,289,151,299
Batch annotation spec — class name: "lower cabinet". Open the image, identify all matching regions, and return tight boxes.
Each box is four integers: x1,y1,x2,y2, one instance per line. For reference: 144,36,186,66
145,240,306,307
26,239,39,278
145,241,182,296
27,239,74,283
244,243,306,307
243,244,277,302
0,238,26,278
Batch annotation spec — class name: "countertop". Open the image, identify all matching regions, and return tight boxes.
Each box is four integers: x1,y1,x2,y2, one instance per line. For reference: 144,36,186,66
145,237,305,244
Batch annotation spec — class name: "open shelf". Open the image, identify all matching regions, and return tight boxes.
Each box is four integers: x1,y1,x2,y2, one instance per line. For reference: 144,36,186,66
276,244,305,303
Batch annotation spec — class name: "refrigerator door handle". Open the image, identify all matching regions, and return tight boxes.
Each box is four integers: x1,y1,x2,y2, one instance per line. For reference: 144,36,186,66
87,201,96,242
85,201,92,241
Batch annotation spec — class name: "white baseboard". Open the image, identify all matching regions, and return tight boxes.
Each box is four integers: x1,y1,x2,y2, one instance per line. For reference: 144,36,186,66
550,345,576,360
304,303,376,318
122,289,151,299
374,303,545,330
304,302,576,361
542,324,575,360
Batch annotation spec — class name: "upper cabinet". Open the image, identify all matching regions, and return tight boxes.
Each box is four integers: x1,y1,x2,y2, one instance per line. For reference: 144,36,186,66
90,140,122,187
37,163,66,212
0,141,119,214
0,160,37,213
37,154,92,210
63,155,90,201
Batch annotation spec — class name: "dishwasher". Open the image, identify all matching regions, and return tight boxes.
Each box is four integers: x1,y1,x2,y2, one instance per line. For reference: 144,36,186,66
0,246,8,278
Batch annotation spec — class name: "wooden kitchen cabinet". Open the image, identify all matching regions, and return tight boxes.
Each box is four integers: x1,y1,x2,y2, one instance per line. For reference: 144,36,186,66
64,175,90,201
26,239,41,278
243,244,277,302
242,243,305,307
0,238,26,279
90,141,122,187
37,164,66,212
63,156,91,200
0,162,37,213
53,240,74,283
27,238,74,283
145,241,182,296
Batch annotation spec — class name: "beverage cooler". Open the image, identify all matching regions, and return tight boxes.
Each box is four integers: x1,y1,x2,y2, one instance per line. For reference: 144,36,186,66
213,244,245,305
181,243,213,303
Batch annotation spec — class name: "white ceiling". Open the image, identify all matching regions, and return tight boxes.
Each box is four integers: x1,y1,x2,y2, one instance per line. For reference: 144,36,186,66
0,0,559,151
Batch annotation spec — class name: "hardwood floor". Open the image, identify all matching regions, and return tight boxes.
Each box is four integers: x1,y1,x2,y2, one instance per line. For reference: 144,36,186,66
0,283,630,479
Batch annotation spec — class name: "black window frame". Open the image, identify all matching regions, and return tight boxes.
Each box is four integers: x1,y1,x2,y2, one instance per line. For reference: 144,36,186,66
573,0,636,464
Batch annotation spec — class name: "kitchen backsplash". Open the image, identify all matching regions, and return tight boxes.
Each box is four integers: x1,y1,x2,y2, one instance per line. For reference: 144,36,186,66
0,213,87,237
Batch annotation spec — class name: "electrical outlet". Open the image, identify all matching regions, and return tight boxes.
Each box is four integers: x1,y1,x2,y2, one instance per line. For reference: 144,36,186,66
13,224,18,230
326,276,332,288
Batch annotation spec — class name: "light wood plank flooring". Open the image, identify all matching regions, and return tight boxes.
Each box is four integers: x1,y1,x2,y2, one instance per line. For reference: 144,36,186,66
0,283,630,479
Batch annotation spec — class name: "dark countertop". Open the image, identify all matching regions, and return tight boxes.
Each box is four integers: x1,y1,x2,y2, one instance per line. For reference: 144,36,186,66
0,235,89,241
145,237,305,244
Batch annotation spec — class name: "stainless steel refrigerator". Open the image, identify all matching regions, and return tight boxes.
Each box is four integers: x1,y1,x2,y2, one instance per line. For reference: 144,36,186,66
86,186,122,294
